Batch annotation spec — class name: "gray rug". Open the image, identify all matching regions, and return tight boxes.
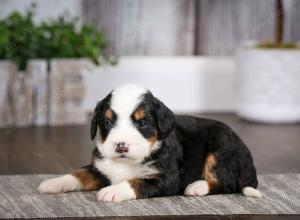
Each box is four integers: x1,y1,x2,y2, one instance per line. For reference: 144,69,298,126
0,174,299,218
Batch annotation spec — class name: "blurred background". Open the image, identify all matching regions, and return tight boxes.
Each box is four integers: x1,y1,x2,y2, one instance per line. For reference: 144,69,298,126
0,0,299,175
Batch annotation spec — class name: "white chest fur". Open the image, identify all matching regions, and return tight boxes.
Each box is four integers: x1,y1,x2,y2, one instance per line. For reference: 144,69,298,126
94,158,159,185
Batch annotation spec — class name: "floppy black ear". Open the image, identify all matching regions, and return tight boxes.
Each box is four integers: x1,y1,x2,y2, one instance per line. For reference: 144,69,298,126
90,114,98,141
90,93,112,140
153,97,176,139
90,102,102,140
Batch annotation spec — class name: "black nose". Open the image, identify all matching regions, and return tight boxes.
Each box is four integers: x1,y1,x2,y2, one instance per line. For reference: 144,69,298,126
115,142,128,153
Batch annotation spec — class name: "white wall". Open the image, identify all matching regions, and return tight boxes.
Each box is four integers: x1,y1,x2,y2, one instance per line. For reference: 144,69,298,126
0,0,82,23
82,57,235,113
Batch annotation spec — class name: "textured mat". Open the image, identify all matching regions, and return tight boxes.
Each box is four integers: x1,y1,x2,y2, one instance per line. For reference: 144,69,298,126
0,174,299,218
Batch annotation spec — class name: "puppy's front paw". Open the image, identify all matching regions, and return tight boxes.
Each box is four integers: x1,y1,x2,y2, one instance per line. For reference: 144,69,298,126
97,181,136,203
184,180,209,196
38,174,81,194
38,178,64,194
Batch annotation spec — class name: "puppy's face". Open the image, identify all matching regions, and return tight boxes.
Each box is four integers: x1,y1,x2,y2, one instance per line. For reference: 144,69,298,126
91,84,175,163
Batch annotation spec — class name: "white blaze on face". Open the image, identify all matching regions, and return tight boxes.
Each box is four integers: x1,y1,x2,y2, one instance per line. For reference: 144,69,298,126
97,84,156,163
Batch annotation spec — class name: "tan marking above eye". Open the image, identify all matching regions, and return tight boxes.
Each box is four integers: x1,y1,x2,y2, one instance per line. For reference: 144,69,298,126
202,153,218,189
133,107,145,121
105,109,113,120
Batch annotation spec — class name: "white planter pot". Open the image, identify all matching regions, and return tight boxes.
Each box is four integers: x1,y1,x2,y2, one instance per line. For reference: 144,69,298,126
235,45,300,123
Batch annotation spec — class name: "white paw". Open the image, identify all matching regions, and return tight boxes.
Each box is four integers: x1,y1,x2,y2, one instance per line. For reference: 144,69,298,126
242,187,262,198
38,178,65,194
97,181,136,203
184,180,209,196
38,174,81,194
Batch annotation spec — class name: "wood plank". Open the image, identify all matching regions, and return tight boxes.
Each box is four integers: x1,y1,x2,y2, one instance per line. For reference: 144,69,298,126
0,61,17,128
283,0,300,42
27,60,49,126
83,0,300,56
196,0,276,55
82,0,195,55
49,59,93,126
13,71,34,127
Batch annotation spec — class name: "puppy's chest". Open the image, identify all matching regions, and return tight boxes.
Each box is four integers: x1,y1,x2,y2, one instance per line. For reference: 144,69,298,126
94,159,159,184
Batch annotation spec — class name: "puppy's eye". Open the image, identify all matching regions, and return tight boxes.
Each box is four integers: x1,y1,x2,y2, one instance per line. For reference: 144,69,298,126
104,119,113,129
136,119,148,128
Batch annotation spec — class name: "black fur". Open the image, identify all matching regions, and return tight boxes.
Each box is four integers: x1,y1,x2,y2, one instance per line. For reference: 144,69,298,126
88,91,258,198
90,93,117,142
175,115,258,194
151,95,176,140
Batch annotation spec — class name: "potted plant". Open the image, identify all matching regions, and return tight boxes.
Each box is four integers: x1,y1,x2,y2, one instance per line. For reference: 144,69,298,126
35,15,112,125
235,0,300,123
0,18,16,127
0,3,115,127
0,8,33,127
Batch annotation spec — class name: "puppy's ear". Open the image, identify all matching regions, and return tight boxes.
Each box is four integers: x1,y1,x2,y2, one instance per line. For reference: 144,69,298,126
90,101,102,140
153,97,176,139
91,93,112,140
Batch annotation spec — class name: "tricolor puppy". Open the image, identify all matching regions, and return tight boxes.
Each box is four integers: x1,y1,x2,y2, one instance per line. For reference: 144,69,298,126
38,84,261,202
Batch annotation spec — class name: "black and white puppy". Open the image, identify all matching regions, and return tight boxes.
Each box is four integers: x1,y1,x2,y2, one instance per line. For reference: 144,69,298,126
38,84,261,202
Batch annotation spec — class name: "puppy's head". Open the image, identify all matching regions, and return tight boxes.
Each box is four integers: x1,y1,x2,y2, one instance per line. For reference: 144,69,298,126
91,84,175,163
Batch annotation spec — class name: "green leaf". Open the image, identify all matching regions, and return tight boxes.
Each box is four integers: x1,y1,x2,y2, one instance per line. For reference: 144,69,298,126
0,2,116,71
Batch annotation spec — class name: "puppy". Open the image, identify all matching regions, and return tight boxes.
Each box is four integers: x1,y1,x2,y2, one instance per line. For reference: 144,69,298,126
38,84,261,202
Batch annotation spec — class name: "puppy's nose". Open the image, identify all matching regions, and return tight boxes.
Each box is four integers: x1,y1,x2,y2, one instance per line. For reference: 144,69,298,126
115,142,129,153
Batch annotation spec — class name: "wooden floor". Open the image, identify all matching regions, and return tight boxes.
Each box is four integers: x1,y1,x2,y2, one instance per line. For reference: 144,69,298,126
0,113,299,220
